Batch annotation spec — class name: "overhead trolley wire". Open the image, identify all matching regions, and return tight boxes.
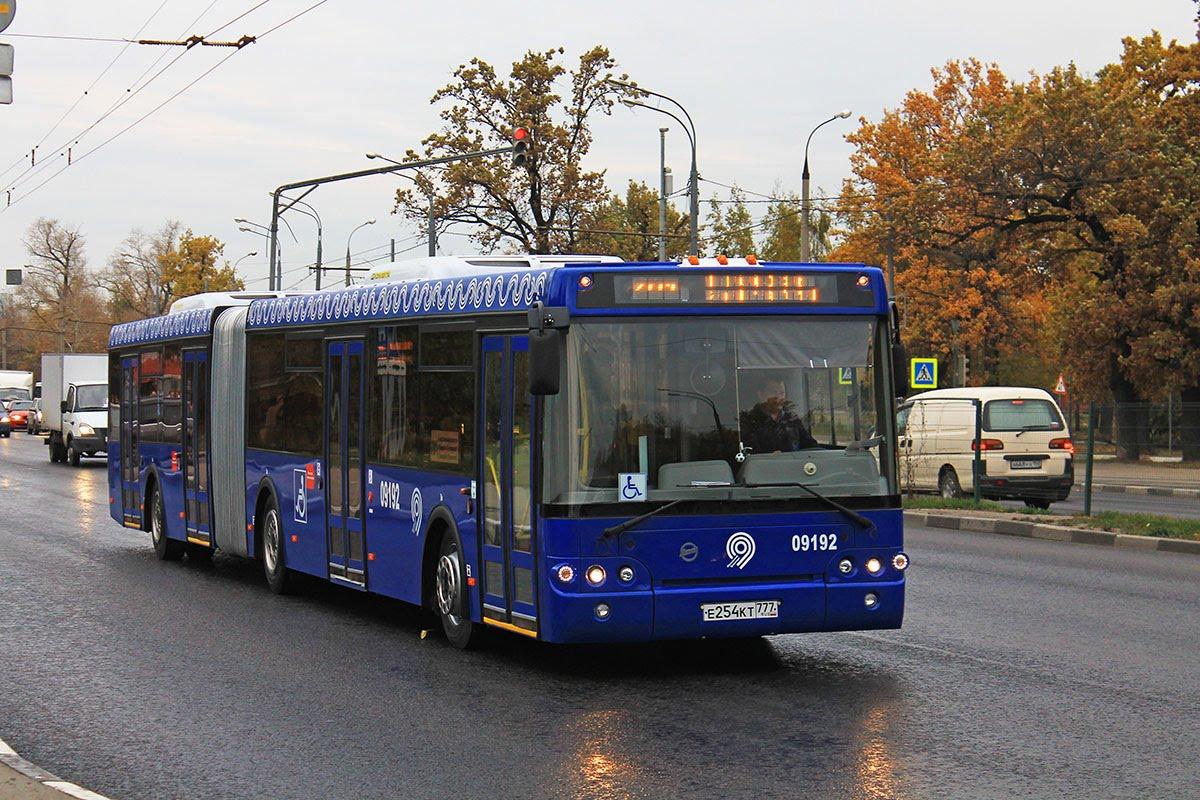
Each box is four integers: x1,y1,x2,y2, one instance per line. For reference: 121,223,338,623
1,0,332,214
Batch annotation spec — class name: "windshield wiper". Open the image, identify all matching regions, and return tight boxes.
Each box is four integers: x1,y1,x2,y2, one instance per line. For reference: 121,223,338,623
600,499,687,540
741,481,877,534
1014,424,1052,437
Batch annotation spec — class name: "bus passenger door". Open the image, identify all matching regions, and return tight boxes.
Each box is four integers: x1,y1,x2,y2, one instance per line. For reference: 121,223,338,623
325,339,367,587
120,356,140,527
479,335,537,635
182,350,210,546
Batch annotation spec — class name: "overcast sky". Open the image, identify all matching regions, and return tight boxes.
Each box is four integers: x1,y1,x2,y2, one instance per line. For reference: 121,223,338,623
0,1,1195,292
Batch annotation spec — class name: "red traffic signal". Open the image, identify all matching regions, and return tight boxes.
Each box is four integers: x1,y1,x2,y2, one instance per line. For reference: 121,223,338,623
512,127,529,167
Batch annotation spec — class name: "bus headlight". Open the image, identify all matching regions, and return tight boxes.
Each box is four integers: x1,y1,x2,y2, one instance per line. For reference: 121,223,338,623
585,565,606,587
865,557,883,576
892,553,909,571
555,564,575,584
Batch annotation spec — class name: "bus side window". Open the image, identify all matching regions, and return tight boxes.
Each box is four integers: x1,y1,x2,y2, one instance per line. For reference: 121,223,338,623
369,326,419,467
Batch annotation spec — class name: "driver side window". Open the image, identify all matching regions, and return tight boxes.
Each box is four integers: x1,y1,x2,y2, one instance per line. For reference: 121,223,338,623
896,405,910,436
65,386,75,412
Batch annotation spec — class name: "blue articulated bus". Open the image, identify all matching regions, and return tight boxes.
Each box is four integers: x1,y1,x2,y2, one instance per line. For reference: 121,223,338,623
107,256,909,647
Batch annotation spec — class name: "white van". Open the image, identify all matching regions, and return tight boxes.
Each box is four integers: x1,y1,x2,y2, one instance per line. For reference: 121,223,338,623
896,387,1074,508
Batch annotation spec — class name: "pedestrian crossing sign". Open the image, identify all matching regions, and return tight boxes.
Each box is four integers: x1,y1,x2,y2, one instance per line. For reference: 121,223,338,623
910,358,937,389
838,367,855,385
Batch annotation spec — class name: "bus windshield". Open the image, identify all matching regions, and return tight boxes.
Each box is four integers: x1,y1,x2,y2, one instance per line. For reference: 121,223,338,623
543,316,897,506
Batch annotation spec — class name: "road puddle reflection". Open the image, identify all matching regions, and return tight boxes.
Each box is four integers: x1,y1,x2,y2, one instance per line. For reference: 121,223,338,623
853,701,903,799
568,710,641,800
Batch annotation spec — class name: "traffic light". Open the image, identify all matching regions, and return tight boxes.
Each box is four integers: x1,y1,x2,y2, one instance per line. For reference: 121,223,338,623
511,127,529,168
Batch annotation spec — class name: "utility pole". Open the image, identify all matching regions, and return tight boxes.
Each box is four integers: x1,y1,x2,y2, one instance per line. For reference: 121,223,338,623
659,127,669,261
427,194,437,257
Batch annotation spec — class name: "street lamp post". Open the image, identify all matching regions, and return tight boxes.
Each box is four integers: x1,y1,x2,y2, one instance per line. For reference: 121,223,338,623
366,152,437,257
277,195,323,290
237,217,295,290
345,219,376,286
801,109,852,262
610,80,699,257
658,127,669,261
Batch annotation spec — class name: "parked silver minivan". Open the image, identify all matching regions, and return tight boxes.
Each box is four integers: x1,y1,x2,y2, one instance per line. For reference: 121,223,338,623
897,386,1074,508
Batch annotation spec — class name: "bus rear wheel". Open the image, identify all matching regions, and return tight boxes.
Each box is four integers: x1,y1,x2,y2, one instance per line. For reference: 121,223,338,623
150,485,184,561
434,532,476,649
260,499,291,595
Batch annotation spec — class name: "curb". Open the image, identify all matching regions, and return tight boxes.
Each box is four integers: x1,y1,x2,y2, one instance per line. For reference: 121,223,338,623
904,511,1200,556
0,737,114,800
1091,483,1199,498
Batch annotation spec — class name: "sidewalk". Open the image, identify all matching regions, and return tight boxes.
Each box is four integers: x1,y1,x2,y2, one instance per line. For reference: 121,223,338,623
0,740,111,800
0,762,68,800
1089,461,1200,494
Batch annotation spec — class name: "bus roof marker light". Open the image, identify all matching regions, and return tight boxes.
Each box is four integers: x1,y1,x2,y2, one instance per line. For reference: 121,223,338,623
746,254,758,265
687,255,700,266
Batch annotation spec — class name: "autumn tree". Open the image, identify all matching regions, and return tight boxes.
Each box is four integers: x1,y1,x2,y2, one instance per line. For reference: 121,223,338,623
706,187,755,257
393,46,640,254
101,223,242,319
101,220,182,320
835,33,1200,460
17,218,107,353
760,189,834,261
161,230,243,299
575,180,689,260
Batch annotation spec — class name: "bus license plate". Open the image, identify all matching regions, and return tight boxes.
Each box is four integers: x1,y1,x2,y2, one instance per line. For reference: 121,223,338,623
700,601,780,622
1010,459,1041,470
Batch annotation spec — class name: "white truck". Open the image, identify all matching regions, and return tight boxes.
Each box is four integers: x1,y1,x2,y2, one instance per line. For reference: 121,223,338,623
0,369,34,403
42,354,108,467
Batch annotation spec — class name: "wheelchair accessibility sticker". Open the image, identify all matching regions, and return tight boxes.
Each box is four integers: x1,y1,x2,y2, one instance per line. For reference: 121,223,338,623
293,469,308,524
618,472,647,502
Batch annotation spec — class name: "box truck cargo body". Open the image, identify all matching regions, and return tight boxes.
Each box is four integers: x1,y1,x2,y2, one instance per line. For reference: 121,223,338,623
41,353,108,466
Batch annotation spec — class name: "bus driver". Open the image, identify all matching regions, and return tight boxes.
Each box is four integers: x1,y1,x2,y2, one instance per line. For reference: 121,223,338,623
739,373,819,453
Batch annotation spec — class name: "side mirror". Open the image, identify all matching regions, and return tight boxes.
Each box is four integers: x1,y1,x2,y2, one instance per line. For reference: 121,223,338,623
892,341,908,400
529,329,561,396
60,400,68,414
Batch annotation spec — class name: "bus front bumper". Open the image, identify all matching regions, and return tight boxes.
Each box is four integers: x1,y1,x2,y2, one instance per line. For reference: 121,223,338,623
539,579,905,644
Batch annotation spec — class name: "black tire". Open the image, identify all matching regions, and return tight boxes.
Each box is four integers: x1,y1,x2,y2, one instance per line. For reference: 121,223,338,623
939,467,963,499
67,440,81,467
49,439,63,462
260,498,291,594
1024,498,1052,510
434,531,477,649
150,485,184,561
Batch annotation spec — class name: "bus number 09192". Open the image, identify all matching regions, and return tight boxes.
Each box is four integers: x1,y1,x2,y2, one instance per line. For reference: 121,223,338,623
792,533,838,552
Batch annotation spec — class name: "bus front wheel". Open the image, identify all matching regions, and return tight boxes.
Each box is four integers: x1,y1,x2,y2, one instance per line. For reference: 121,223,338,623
434,532,476,649
150,485,184,561
260,499,291,595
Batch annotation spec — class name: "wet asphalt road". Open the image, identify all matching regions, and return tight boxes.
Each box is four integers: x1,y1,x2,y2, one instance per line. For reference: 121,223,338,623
1,432,1198,800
